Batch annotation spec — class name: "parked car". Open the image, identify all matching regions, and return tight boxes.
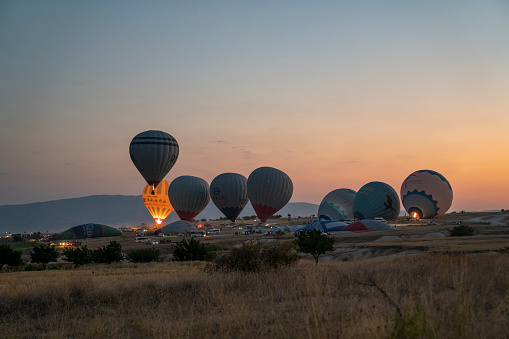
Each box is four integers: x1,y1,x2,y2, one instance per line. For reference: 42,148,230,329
427,221,437,225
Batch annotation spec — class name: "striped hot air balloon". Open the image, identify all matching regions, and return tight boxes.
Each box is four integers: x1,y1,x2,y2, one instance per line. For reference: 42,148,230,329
353,181,400,220
247,167,293,223
142,180,174,225
168,176,210,221
401,170,453,219
210,173,249,222
318,189,356,221
129,130,179,188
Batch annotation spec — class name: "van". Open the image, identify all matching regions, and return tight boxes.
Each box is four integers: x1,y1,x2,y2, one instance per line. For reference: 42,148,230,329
374,217,386,223
207,228,220,235
191,231,206,237
135,236,149,243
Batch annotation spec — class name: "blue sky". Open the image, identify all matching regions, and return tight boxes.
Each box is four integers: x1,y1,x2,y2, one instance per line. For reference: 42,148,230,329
1,1,509,210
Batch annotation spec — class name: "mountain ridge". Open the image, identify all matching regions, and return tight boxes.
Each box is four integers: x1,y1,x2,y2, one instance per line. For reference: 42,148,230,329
0,195,319,233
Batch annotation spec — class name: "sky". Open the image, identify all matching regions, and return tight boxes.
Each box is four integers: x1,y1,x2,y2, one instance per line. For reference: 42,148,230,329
1,1,509,211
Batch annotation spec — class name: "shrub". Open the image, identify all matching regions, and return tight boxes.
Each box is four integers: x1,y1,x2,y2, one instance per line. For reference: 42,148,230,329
209,240,299,272
295,229,335,265
126,247,161,263
450,225,474,237
173,238,213,261
62,246,94,267
0,244,23,269
92,241,124,264
30,244,60,269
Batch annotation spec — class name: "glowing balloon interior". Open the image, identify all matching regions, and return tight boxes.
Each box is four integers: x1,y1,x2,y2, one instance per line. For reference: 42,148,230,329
142,180,174,224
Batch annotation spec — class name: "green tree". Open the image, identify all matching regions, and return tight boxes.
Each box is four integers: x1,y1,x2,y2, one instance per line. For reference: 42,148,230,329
92,241,124,264
0,244,23,269
295,229,335,265
450,225,474,237
62,246,94,267
126,247,161,263
173,238,212,261
30,244,59,269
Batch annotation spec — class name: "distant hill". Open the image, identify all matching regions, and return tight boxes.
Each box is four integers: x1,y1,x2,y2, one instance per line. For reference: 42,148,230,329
0,195,319,233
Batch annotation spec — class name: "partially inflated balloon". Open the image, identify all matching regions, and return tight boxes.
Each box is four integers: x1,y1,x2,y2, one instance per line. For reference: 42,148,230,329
247,167,293,223
129,130,179,188
401,170,453,218
142,180,174,225
318,189,356,221
168,176,210,221
210,173,249,222
353,181,400,220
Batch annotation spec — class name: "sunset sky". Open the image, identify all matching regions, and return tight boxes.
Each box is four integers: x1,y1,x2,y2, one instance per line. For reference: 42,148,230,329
1,1,508,211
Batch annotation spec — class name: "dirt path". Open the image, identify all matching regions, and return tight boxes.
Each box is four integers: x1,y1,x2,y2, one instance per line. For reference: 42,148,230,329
468,214,509,226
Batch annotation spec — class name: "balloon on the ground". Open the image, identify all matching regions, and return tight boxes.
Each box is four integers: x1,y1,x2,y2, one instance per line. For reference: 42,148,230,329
129,130,179,188
160,220,197,235
341,220,395,233
318,189,356,221
142,180,174,225
58,223,122,240
353,181,400,220
293,220,348,234
247,167,293,223
401,170,453,218
168,176,210,221
210,173,249,222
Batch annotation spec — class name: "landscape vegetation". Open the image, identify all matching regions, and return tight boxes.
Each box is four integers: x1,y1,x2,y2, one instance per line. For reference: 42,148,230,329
2,212,509,338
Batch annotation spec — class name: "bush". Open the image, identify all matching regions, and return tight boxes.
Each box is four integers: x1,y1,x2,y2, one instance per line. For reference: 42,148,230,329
0,244,23,269
450,225,474,237
30,244,60,269
92,241,124,264
62,246,94,267
126,247,161,263
295,229,335,265
209,240,299,272
173,238,213,261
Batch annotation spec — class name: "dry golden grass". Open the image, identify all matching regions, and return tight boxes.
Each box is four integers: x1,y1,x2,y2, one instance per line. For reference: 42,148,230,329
1,253,509,338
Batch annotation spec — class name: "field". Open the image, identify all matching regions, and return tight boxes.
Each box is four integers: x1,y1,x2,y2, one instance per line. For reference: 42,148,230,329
2,211,509,338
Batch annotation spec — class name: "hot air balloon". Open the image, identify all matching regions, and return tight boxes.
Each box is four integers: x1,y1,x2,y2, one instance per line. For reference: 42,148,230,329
247,167,293,223
142,180,174,225
210,173,249,222
168,176,210,221
160,220,197,235
353,181,400,220
318,189,357,221
129,130,179,189
401,170,453,219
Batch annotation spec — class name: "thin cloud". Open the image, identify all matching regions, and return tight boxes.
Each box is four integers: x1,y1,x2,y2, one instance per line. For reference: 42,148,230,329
211,140,231,144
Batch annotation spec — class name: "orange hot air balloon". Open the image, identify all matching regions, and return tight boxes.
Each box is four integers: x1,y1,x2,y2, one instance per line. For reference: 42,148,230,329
142,180,174,225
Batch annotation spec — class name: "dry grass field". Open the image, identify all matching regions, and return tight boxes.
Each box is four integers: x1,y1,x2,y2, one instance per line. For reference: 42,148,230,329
2,211,509,338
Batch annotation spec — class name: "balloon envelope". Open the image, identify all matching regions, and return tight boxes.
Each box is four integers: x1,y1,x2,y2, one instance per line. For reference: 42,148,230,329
142,180,174,225
294,220,348,234
401,170,453,218
342,220,395,233
129,130,179,187
247,167,293,222
160,220,197,235
318,189,356,221
168,176,210,221
210,173,249,222
353,181,400,220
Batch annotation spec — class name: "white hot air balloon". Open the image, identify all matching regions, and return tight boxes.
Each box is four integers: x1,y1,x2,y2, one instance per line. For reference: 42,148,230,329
401,170,453,219
129,130,179,188
168,176,210,222
247,167,293,223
